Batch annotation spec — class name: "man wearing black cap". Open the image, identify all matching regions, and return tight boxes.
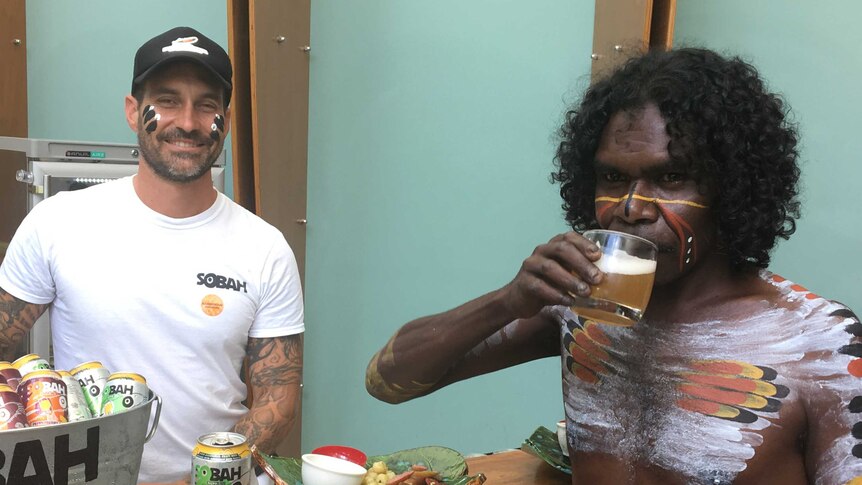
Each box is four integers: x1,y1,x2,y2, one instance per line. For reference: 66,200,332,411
0,27,304,484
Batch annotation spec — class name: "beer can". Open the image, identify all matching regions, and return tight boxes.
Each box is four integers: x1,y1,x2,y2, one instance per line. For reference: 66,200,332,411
0,383,27,430
192,432,252,485
12,354,51,376
57,370,92,422
17,369,67,427
0,361,22,391
99,372,149,416
70,361,110,416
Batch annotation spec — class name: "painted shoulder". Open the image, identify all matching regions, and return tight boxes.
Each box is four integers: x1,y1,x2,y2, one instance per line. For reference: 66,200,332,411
761,270,858,326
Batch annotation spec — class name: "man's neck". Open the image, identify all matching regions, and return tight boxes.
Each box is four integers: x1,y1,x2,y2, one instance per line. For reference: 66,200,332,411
646,253,763,325
132,163,217,219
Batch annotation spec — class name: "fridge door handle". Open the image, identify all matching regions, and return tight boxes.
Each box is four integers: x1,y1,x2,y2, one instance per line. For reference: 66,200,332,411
15,169,33,184
41,174,51,198
15,169,44,194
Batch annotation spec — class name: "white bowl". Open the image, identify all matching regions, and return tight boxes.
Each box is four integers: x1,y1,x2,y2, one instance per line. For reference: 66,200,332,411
301,453,367,485
556,420,569,456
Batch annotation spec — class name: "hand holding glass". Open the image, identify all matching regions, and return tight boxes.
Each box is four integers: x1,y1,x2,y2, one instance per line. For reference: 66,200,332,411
570,230,657,326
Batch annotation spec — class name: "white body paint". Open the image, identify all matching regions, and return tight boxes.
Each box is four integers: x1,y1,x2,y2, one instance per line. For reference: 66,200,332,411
558,271,860,483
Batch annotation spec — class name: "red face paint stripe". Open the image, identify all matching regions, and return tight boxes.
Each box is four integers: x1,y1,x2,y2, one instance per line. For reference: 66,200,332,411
596,202,614,223
661,203,696,234
662,206,698,254
654,204,690,270
848,359,862,377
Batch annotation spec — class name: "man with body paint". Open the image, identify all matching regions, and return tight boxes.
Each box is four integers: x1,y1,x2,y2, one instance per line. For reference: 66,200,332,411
366,49,861,484
0,27,304,484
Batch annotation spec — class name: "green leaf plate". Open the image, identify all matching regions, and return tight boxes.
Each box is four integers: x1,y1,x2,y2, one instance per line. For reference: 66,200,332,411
522,426,572,475
366,445,466,480
252,445,487,485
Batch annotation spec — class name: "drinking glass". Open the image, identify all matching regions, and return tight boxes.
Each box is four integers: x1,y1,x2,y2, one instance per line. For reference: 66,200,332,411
570,229,657,326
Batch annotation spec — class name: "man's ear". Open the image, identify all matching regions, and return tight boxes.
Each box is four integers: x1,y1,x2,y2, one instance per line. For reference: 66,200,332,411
124,95,140,132
223,107,232,136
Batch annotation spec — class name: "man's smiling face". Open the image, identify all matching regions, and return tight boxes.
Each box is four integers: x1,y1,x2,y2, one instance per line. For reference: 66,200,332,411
133,61,229,184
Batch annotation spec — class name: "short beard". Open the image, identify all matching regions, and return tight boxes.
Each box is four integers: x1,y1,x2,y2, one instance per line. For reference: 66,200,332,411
137,128,219,184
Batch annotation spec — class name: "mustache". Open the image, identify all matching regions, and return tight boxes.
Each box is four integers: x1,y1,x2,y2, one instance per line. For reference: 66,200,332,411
157,128,212,145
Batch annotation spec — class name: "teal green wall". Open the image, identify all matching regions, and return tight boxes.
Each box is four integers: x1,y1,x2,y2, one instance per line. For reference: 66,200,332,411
25,0,232,197
674,2,861,314
304,2,594,455
26,0,860,462
305,1,862,456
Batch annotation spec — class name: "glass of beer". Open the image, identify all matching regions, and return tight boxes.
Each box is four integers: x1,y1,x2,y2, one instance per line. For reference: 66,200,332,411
571,230,657,326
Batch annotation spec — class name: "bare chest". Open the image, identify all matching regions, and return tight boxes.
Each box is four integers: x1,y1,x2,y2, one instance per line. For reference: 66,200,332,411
556,306,837,484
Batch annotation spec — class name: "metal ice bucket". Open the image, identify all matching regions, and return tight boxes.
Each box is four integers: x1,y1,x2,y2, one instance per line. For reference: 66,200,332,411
0,392,162,484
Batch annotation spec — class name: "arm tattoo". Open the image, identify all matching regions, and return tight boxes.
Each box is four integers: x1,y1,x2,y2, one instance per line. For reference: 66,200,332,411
0,288,46,361
234,333,303,453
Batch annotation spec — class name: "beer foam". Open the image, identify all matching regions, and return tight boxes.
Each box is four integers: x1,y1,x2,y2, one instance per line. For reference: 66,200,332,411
594,248,656,275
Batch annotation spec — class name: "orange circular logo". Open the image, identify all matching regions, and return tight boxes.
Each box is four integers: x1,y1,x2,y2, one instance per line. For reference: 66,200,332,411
201,294,224,316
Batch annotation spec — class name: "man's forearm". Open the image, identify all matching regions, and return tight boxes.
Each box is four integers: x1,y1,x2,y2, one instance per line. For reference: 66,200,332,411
0,288,46,361
365,288,518,403
236,334,303,453
233,383,301,453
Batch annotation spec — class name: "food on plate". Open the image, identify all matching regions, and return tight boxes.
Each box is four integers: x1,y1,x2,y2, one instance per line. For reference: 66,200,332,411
253,444,486,484
364,462,444,485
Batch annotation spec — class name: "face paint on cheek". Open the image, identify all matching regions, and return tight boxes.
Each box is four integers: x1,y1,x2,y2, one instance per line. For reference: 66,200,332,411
142,105,161,134
654,203,700,271
594,198,618,227
210,114,225,142
595,193,709,271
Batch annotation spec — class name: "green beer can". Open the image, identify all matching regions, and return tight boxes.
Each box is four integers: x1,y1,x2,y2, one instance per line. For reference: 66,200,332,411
57,370,92,422
70,361,111,416
12,354,51,376
99,372,149,416
193,432,252,485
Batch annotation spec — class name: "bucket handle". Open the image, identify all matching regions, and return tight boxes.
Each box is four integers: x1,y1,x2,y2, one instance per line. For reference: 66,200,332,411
145,394,163,443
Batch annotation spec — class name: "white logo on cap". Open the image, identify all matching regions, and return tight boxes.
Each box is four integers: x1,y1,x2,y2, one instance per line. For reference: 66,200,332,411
162,36,209,55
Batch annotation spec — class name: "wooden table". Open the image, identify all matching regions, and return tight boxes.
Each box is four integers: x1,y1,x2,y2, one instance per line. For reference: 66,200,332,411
464,449,570,484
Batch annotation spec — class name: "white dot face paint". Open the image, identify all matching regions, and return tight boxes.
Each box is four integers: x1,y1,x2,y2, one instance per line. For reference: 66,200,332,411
559,270,861,483
210,114,224,141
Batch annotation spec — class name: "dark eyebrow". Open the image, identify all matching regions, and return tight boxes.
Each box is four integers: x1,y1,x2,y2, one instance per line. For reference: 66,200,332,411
593,158,689,176
148,86,180,97
147,86,221,103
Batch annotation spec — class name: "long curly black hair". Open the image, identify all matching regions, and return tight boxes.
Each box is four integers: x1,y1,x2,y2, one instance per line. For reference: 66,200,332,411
552,48,801,270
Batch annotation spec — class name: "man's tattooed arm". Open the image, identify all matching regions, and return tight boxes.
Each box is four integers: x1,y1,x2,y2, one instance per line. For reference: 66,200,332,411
233,333,303,453
0,288,47,361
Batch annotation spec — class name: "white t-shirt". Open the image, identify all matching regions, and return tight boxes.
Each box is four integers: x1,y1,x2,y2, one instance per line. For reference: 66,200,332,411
0,176,304,482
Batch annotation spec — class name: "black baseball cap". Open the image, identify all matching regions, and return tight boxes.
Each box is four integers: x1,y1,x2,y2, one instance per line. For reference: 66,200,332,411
132,26,233,106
